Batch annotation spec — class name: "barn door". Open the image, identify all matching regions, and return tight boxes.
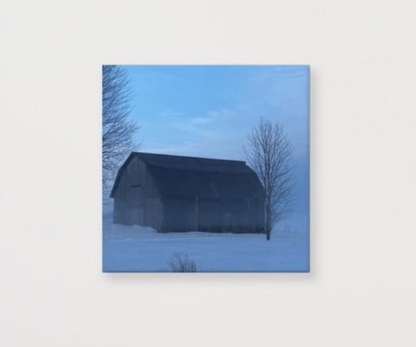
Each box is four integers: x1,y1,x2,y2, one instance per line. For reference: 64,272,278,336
223,212,232,231
130,208,144,225
127,186,144,225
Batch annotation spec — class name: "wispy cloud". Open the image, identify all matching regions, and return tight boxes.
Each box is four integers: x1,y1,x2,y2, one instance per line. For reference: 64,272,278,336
190,117,211,125
158,111,185,118
206,108,236,119
141,107,244,160
188,108,237,126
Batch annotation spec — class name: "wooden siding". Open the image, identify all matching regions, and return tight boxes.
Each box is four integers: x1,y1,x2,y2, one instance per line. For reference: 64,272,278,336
161,197,195,232
161,196,264,233
113,156,163,229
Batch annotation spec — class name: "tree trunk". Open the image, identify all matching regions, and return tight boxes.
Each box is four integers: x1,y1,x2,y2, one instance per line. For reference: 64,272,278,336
266,231,271,241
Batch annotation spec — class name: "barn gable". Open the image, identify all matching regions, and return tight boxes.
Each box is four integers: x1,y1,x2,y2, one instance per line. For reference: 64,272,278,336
110,154,163,229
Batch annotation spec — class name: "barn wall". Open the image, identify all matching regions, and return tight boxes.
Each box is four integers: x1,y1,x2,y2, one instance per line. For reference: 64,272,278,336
206,198,264,233
249,198,265,233
113,197,126,225
144,197,163,231
161,197,195,232
161,196,265,233
113,156,163,228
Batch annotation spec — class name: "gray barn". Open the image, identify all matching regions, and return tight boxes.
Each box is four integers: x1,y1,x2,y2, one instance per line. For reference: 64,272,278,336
110,152,265,233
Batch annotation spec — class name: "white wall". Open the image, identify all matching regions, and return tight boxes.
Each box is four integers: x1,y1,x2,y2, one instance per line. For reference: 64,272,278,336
1,1,415,346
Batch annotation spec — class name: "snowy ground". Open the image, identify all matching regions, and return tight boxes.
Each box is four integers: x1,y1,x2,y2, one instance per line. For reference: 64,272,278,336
102,202,309,272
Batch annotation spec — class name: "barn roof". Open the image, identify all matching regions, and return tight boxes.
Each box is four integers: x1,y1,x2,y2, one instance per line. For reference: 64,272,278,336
110,152,264,199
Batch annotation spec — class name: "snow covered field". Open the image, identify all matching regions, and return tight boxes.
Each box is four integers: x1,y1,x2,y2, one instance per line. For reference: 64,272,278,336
103,203,309,272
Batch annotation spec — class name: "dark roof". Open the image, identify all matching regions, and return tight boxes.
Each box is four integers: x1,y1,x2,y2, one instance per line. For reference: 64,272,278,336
135,152,248,173
110,152,264,199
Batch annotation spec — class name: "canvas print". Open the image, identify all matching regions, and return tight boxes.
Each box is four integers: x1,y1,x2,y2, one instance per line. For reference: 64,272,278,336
102,65,310,272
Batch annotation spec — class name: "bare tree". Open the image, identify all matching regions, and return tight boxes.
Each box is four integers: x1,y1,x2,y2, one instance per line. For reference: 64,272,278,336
243,118,295,240
102,65,140,194
168,253,197,272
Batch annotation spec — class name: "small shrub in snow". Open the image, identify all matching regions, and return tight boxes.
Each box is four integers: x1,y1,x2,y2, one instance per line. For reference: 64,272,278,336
168,252,197,272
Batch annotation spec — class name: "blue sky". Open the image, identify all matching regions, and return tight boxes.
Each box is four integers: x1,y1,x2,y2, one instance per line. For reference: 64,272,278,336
123,65,309,221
